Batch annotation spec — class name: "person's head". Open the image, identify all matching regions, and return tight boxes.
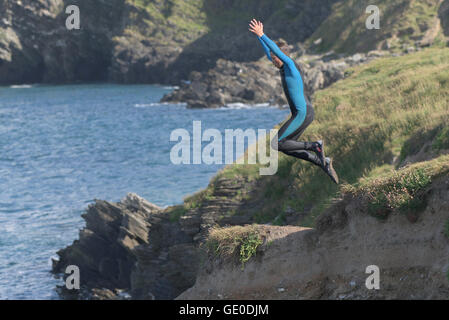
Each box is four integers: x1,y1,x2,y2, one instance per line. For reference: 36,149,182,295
271,39,290,69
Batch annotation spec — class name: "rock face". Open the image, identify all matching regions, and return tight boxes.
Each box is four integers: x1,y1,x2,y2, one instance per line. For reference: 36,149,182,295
0,0,340,85
161,58,285,109
52,174,257,300
129,175,259,299
53,193,204,300
0,0,127,84
440,0,449,38
52,193,158,298
161,50,388,108
0,0,194,84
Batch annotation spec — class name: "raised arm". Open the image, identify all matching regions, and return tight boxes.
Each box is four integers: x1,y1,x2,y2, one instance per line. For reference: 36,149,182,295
250,19,272,61
257,36,272,61
249,19,291,64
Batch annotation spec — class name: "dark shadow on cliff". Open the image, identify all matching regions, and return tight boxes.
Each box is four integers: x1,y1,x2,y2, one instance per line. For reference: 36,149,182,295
49,0,127,82
165,0,342,83
0,0,128,84
0,46,45,85
440,0,449,37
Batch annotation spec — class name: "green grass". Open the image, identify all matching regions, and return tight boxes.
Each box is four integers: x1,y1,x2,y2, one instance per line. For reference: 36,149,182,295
183,186,214,210
165,187,213,222
168,205,187,222
205,225,264,269
398,122,449,164
202,47,449,227
124,0,208,43
306,0,443,53
272,212,286,226
433,127,449,151
121,0,447,60
343,154,449,218
239,232,263,267
0,28,6,43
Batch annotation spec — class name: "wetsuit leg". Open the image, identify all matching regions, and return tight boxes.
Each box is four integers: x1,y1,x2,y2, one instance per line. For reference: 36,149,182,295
274,106,322,167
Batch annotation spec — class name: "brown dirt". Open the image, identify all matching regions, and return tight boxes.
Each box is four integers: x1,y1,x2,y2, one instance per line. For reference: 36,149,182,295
177,176,449,300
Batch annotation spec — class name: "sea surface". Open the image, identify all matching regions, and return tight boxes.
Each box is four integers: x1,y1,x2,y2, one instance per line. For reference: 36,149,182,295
0,84,288,299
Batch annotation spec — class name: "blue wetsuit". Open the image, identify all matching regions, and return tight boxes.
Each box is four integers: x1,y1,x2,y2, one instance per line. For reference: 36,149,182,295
258,34,322,167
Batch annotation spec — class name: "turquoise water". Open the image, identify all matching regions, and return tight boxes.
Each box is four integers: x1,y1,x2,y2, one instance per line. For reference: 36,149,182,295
0,84,288,299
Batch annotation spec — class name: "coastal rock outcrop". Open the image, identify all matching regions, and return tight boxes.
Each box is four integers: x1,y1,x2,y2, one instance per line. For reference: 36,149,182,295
160,58,285,109
52,174,257,299
161,50,388,109
52,193,157,298
52,192,202,300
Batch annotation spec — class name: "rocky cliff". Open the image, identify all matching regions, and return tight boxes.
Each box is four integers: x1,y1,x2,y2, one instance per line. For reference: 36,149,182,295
2,0,447,87
0,0,340,85
53,174,259,300
0,0,124,84
161,50,387,108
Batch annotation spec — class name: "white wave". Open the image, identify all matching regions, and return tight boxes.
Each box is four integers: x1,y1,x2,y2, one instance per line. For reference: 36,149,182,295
10,84,33,89
163,86,180,90
134,102,187,108
48,255,59,267
221,102,274,110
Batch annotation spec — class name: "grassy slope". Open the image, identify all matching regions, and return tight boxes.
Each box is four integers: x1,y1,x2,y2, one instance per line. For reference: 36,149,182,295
184,47,449,228
122,0,208,45
124,0,447,51
205,154,449,263
345,154,449,218
306,0,446,53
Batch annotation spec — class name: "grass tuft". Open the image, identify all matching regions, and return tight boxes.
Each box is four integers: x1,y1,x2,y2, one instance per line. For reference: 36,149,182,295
346,155,449,219
205,225,264,269
168,205,187,222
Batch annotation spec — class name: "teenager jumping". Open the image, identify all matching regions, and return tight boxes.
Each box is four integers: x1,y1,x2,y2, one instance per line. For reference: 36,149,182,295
249,19,339,184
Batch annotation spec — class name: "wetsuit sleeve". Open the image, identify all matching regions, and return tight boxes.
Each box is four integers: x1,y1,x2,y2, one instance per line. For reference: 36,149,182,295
259,34,293,65
257,36,272,61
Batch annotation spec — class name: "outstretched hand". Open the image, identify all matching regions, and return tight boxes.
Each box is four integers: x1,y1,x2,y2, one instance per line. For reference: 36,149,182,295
249,19,264,37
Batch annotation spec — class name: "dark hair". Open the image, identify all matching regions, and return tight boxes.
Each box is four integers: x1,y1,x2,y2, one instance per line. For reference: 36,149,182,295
276,39,290,55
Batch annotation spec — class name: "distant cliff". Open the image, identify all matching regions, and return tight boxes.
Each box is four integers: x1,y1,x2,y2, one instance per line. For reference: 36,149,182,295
2,0,446,86
0,0,338,85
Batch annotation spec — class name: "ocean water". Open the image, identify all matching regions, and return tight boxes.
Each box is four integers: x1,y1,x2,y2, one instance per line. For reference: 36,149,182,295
0,84,288,299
